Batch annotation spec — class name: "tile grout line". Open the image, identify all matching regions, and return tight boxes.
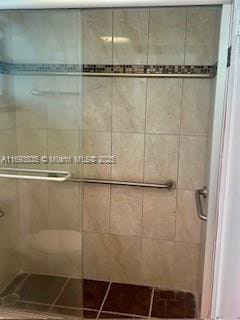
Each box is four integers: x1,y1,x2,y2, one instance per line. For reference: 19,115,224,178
12,273,31,295
96,282,111,319
48,278,70,313
148,287,154,318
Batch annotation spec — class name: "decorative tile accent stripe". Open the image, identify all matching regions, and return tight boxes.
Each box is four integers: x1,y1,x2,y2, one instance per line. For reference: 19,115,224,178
0,62,217,77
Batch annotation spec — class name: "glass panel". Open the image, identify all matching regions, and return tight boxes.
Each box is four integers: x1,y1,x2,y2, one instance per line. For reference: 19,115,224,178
0,5,222,320
0,9,83,319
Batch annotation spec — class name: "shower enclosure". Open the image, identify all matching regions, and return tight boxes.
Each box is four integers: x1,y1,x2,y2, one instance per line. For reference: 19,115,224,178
0,3,231,319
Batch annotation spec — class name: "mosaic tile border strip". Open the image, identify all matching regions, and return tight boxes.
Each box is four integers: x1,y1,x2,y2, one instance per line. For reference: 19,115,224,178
0,62,217,77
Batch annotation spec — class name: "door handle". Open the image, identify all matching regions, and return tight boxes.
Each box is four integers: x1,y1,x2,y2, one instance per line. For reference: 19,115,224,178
195,186,208,221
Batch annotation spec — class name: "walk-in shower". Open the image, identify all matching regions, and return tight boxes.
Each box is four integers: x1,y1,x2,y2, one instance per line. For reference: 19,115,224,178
0,3,231,319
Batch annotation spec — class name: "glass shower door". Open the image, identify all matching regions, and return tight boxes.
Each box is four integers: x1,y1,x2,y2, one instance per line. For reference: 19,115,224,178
0,9,84,318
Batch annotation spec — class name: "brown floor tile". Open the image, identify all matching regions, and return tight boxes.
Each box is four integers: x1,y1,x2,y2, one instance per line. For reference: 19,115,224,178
13,301,50,312
102,283,152,317
165,300,185,318
51,306,83,318
0,273,28,297
151,290,166,318
84,279,109,310
99,312,139,318
84,309,99,318
17,274,67,304
55,278,82,308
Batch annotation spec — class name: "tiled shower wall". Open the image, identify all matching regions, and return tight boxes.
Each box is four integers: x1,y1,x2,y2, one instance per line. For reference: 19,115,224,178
81,7,220,295
0,13,19,290
0,7,220,297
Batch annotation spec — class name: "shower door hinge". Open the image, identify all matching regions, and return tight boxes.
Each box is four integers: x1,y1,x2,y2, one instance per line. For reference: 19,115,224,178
227,46,232,67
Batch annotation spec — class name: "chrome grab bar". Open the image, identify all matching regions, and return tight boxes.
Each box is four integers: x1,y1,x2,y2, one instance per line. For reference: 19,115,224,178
69,178,176,190
195,186,208,221
0,167,72,182
0,167,175,189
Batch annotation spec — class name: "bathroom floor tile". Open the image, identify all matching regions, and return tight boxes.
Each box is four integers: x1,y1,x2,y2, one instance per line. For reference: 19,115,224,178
13,301,50,312
4,274,197,319
151,289,196,319
83,309,99,318
99,312,141,318
84,279,109,309
17,274,67,304
0,273,28,297
102,283,152,316
51,306,83,318
55,278,82,308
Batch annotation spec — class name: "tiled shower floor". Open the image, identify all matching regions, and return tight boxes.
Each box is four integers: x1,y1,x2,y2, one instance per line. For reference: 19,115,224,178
0,273,196,319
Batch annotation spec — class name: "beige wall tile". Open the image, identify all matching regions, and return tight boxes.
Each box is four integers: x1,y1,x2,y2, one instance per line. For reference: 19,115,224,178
176,190,201,243
181,79,212,136
83,232,110,281
0,129,17,157
14,76,47,129
43,11,80,64
146,79,182,134
47,129,78,174
48,182,79,231
178,136,207,189
110,234,141,284
17,128,47,169
0,75,16,130
113,9,148,64
143,189,176,240
18,180,48,234
148,8,186,64
83,77,112,131
144,134,179,183
82,10,112,64
83,131,111,179
0,13,11,62
83,184,110,233
185,7,219,65
10,11,45,63
113,78,146,133
173,242,199,292
46,76,80,130
111,186,143,237
112,133,144,182
47,230,82,278
141,238,174,287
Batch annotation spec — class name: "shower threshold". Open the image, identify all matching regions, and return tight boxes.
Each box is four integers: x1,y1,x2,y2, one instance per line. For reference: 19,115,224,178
0,273,196,319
